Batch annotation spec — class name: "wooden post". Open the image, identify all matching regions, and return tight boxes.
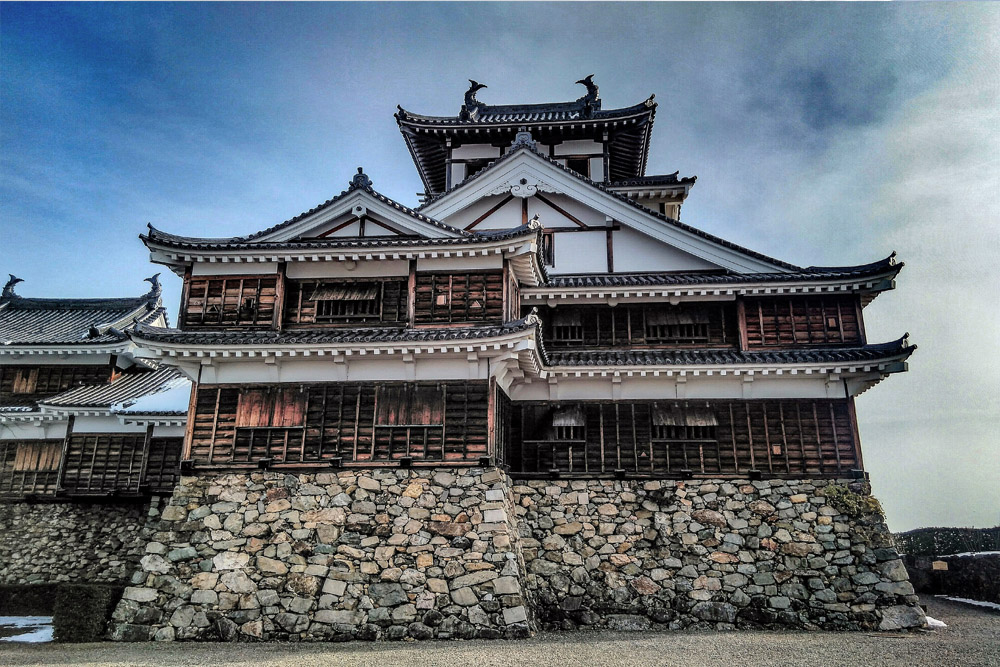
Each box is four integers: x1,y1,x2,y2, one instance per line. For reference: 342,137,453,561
139,424,154,490
55,415,75,495
487,376,496,459
181,373,200,461
521,198,529,226
273,262,287,331
606,228,614,273
847,396,864,470
179,265,193,330
407,260,417,328
854,296,867,345
736,298,749,351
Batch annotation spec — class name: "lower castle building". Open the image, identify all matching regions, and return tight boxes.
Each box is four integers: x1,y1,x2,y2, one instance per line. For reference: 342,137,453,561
2,79,926,639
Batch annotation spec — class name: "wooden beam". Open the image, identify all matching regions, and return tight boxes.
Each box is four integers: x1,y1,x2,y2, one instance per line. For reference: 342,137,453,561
54,415,75,495
736,298,749,351
606,228,614,273
407,260,417,327
535,193,588,228
464,194,513,231
181,375,200,462
179,265,193,330
273,262,287,332
315,217,360,238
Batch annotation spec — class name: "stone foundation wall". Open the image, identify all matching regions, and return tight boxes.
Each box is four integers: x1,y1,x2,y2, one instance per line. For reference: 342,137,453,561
513,478,925,631
0,499,157,586
110,469,532,641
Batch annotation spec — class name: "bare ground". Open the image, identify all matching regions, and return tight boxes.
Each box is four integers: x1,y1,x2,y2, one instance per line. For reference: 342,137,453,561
0,597,997,667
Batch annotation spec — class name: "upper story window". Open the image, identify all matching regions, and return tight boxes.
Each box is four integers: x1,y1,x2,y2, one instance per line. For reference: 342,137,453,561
183,275,277,328
645,309,711,344
541,231,555,267
464,159,491,181
414,272,503,325
651,405,718,442
564,156,591,178
312,282,380,321
551,309,584,345
550,405,585,441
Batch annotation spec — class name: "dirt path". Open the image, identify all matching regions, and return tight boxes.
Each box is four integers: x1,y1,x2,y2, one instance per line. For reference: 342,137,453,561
0,597,997,667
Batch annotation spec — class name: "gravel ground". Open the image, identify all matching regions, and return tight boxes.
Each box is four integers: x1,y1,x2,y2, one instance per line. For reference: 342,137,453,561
0,597,997,667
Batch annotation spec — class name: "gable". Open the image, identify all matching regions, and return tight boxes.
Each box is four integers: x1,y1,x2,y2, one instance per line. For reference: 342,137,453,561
420,148,793,274
256,189,464,242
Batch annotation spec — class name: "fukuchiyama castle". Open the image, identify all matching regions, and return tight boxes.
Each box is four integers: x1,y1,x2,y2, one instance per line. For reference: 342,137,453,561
0,79,926,640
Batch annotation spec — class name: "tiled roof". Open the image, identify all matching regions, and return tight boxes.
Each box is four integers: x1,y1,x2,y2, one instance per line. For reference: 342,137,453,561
608,172,697,188
543,255,901,289
130,315,539,347
420,142,798,272
142,173,466,249
38,367,186,408
0,288,164,346
142,221,540,252
395,97,656,127
545,337,915,368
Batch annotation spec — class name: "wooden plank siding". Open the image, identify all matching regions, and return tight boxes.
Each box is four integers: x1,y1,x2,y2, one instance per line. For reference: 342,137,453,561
534,303,737,349
413,271,504,325
0,364,113,400
182,275,277,328
744,295,863,347
508,399,860,479
284,278,408,326
59,433,182,495
187,381,491,468
0,440,62,496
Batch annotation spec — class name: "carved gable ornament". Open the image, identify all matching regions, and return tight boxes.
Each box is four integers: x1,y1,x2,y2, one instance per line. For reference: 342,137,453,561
486,172,561,199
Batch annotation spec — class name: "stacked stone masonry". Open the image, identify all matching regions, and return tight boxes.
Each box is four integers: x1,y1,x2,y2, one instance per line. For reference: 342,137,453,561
0,500,156,585
514,478,924,632
110,469,533,641
109,470,925,640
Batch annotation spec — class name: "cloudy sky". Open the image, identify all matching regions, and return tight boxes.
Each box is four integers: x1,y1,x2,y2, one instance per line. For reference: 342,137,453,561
2,3,997,531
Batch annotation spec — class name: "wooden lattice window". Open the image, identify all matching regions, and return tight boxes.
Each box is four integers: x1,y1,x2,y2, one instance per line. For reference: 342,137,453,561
183,275,277,328
551,310,584,345
550,406,585,441
0,441,62,496
12,442,61,472
414,272,503,324
651,405,718,442
373,385,446,461
645,309,711,344
312,282,381,321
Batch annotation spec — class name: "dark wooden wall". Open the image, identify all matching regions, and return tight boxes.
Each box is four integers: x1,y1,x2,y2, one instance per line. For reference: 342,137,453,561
534,303,736,349
744,296,862,347
188,381,491,468
508,399,860,479
414,271,504,325
61,433,182,495
0,365,112,400
0,440,62,496
182,275,278,328
0,434,181,497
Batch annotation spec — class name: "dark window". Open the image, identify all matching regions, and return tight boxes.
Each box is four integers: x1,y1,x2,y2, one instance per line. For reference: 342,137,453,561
645,309,711,344
651,405,718,442
464,159,491,180
565,157,590,178
550,406,585,441
312,282,381,321
551,310,584,345
541,231,555,267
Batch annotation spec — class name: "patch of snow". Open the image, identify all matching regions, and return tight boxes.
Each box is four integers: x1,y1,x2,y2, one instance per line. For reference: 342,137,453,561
925,616,947,628
937,551,1000,558
0,616,54,643
936,595,1000,612
113,378,191,414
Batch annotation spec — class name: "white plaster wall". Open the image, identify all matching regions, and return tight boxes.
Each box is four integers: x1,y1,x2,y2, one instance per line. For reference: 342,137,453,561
417,256,503,272
150,424,186,437
612,226,719,272
552,232,608,274
590,157,604,182
192,263,278,276
451,144,502,160
73,415,147,434
0,421,68,441
202,356,492,385
0,354,115,367
444,195,520,231
554,140,602,156
286,260,409,279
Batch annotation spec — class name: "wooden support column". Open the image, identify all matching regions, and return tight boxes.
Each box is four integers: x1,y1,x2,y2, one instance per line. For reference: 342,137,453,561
521,198,529,226
181,371,200,461
179,265,193,330
487,376,497,458
407,260,417,328
736,298,749,351
847,396,864,470
273,262,287,331
139,423,154,488
854,296,867,345
606,228,614,273
55,415,75,495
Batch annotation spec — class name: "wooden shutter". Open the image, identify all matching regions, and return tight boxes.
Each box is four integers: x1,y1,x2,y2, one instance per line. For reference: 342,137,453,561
13,442,61,471
12,368,39,395
236,387,306,428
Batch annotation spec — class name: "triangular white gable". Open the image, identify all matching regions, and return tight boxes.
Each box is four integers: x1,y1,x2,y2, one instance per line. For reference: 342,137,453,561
420,149,792,274
257,189,464,242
